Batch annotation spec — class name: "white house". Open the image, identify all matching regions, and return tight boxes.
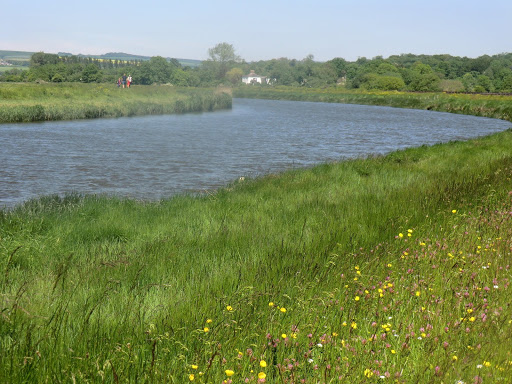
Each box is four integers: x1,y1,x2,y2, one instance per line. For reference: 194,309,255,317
242,70,268,85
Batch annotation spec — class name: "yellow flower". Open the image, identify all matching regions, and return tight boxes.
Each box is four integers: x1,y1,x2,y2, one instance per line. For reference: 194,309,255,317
258,372,267,380
206,319,212,324
415,291,421,297
332,332,338,337
226,305,233,312
387,263,392,268
280,307,287,313
452,355,458,361
290,332,297,339
398,233,404,238
391,349,396,354
407,229,413,233
281,333,287,339
268,302,274,307
364,368,374,378
483,361,491,367
342,321,347,326
189,374,195,381
203,327,209,333
225,369,234,377
260,360,267,368
191,365,198,370
452,209,457,213
354,296,360,301
351,321,357,330
467,308,473,314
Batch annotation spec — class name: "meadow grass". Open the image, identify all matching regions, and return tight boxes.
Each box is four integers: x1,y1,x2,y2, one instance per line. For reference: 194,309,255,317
0,83,232,123
233,86,512,122
2,124,512,382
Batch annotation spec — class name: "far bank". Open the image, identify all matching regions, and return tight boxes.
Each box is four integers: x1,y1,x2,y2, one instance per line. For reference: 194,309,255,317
234,86,512,123
0,83,232,123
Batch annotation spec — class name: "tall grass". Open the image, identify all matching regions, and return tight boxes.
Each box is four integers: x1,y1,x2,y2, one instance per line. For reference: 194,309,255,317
0,83,232,123
234,86,512,122
2,126,512,382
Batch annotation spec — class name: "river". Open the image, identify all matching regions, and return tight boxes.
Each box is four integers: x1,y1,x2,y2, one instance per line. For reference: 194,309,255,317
1,98,511,208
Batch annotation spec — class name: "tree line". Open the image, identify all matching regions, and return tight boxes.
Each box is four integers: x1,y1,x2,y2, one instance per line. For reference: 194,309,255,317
1,44,512,92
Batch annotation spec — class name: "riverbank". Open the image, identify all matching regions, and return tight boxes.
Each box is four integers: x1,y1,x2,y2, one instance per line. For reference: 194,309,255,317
234,86,512,122
2,126,512,382
0,83,232,123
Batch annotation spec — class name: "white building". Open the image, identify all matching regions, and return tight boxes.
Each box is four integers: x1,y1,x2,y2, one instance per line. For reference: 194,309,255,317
242,70,268,85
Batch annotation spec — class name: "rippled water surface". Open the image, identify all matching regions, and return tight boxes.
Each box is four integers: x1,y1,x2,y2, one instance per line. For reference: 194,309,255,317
1,98,511,207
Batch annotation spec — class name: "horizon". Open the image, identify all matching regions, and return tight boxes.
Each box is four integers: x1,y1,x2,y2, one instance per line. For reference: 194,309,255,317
2,0,511,62
2,48,511,64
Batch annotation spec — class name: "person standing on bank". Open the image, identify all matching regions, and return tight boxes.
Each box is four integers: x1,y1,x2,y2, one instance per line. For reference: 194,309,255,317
122,74,127,88
127,75,132,88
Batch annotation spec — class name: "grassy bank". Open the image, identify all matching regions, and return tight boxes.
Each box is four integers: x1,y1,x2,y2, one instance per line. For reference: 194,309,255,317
2,125,512,382
234,86,512,122
0,83,232,123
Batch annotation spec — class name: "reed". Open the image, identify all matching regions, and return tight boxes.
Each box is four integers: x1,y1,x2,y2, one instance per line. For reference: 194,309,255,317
2,126,512,382
0,83,232,123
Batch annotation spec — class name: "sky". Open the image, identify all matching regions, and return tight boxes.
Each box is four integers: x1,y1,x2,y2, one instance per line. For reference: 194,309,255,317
2,0,511,62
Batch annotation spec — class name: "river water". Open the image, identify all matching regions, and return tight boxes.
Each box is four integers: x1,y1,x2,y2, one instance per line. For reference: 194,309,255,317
1,98,511,208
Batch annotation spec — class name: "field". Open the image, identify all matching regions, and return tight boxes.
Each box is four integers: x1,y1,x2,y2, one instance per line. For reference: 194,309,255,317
2,87,512,383
0,83,232,123
0,66,25,73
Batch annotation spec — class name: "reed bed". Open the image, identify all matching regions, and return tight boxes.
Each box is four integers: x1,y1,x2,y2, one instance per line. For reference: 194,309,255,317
2,126,512,382
0,83,232,123
234,87,512,122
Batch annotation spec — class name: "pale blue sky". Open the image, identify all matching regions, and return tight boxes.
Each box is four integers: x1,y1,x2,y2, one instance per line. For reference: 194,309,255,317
2,0,511,62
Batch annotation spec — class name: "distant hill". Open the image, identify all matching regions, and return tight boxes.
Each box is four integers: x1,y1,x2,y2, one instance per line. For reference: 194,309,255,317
0,50,32,61
0,50,202,67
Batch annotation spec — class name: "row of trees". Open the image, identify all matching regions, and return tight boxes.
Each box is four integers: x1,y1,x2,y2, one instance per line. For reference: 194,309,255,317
2,44,512,92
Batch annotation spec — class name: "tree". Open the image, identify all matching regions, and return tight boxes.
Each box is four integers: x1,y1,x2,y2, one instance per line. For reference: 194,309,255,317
206,42,242,80
81,64,100,83
148,56,172,83
225,68,243,85
327,57,347,78
30,52,60,67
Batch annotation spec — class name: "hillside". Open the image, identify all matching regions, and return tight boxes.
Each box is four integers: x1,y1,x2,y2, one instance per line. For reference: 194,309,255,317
0,49,202,67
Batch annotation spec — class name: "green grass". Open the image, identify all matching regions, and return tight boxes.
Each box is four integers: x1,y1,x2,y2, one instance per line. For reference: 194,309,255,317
0,83,232,123
2,122,512,382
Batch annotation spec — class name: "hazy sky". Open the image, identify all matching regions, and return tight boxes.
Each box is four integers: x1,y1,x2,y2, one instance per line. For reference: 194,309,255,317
3,0,511,62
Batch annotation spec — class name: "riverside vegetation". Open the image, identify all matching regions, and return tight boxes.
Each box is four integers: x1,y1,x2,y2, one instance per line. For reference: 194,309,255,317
2,95,512,383
0,83,232,123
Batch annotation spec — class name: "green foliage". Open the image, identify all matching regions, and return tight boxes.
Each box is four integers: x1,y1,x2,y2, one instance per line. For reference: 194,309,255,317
81,63,100,83
29,51,60,67
3,49,512,93
225,67,244,85
362,73,405,90
206,42,242,80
